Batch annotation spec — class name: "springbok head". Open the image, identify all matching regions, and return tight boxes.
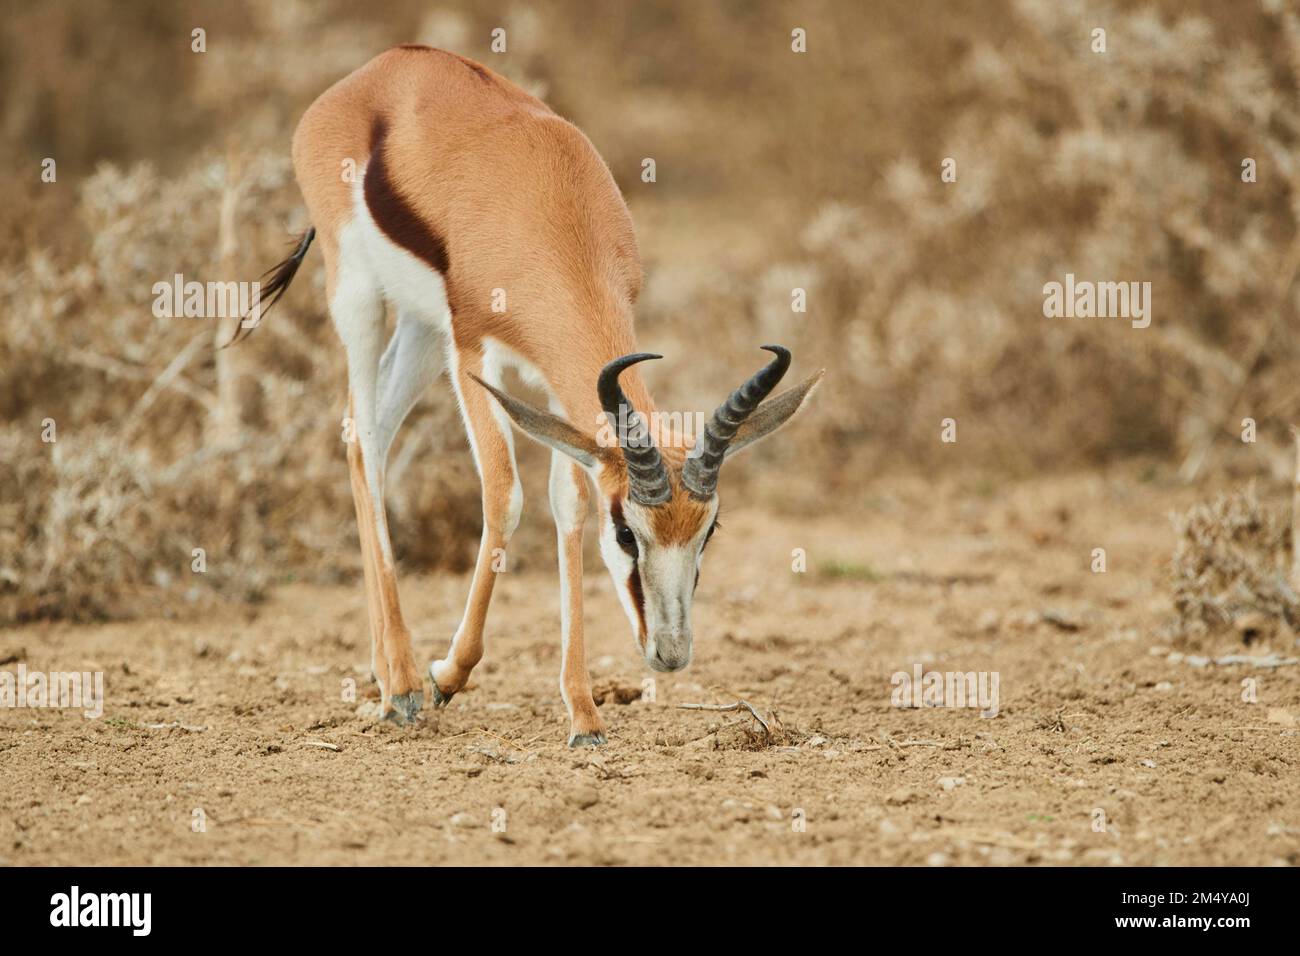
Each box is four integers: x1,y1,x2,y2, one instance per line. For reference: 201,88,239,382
476,346,822,673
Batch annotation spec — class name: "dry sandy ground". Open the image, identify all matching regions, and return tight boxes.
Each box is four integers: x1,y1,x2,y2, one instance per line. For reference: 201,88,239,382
2,472,1298,866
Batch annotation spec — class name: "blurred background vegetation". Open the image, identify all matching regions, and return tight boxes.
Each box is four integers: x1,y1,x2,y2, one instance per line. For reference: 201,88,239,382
2,0,1299,621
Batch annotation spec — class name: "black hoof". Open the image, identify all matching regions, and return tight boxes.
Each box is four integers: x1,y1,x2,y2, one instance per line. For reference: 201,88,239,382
386,690,424,725
568,730,607,748
428,664,455,708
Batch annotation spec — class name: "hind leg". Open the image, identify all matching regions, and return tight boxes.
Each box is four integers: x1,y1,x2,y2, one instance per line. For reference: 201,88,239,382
375,310,446,463
365,311,444,701
330,241,423,722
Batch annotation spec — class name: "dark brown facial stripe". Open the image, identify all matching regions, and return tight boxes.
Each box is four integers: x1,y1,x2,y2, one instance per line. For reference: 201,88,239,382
611,498,646,635
363,119,451,275
627,568,647,639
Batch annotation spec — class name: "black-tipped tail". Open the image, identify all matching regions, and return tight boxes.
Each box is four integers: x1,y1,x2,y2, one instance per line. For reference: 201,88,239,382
225,227,316,347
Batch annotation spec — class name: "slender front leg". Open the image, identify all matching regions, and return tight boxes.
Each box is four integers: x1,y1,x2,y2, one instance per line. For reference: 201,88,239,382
549,451,605,746
428,346,522,702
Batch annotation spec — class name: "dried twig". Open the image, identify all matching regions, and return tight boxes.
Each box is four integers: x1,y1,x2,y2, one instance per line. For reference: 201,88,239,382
67,341,215,416
677,699,771,735
1213,654,1300,668
211,145,248,449
475,728,530,752
856,738,950,753
140,720,207,732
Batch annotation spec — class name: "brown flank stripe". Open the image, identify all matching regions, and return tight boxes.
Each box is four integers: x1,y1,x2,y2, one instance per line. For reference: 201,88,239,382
363,117,451,275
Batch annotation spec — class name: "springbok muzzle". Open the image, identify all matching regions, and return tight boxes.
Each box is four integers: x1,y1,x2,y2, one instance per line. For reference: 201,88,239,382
647,626,693,672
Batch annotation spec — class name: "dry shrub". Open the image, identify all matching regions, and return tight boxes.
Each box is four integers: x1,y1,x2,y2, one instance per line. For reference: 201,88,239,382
0,429,168,621
758,0,1300,483
1170,484,1299,642
0,150,481,623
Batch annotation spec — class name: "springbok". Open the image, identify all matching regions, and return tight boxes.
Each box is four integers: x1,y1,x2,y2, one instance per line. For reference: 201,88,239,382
245,47,821,746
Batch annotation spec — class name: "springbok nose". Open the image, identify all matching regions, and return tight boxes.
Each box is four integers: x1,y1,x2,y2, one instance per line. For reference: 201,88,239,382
649,629,692,672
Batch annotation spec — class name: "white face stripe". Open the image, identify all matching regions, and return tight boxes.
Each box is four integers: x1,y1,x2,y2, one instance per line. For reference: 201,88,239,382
602,494,718,665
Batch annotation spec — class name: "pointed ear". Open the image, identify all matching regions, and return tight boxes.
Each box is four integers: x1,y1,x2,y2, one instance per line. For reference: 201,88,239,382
723,370,824,459
470,374,606,469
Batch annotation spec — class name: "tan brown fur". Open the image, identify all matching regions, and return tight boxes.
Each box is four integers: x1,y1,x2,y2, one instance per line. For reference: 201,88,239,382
650,449,716,545
292,47,651,433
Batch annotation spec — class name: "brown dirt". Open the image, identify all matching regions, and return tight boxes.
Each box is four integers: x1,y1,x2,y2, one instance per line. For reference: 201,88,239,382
2,472,1298,866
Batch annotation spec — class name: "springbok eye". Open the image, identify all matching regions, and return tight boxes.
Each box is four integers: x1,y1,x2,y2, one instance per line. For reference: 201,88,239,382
704,519,720,546
615,522,638,557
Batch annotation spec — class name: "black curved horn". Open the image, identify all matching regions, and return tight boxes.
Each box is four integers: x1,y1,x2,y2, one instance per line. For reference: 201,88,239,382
681,345,791,498
597,353,672,506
